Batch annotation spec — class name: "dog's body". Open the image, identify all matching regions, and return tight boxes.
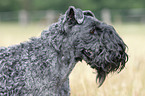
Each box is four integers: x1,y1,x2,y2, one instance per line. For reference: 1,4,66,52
0,18,72,95
0,6,128,96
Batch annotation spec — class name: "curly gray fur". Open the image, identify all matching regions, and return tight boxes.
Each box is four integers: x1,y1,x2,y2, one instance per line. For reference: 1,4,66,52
0,6,128,96
0,13,73,96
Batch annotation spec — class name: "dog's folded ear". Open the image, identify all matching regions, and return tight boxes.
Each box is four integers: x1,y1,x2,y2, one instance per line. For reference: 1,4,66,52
64,6,84,24
83,10,95,17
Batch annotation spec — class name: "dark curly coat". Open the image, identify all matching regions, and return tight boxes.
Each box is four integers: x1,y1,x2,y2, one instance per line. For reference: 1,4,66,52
0,6,128,96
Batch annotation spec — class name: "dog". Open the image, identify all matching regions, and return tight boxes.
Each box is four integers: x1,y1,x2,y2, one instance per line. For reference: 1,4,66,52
0,6,128,96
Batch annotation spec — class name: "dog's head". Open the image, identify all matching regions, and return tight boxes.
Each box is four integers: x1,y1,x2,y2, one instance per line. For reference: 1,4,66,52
62,6,128,87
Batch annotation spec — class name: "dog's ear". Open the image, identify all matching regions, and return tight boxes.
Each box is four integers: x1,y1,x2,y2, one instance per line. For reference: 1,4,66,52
64,6,84,24
83,10,95,17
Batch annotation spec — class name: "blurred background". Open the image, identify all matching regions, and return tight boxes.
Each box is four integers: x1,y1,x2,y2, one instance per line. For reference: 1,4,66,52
0,0,145,96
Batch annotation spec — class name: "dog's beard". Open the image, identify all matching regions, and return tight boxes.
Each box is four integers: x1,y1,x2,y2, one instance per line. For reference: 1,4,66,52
81,30,128,87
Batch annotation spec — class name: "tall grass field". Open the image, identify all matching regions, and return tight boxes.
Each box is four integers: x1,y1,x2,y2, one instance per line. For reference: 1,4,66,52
0,23,145,96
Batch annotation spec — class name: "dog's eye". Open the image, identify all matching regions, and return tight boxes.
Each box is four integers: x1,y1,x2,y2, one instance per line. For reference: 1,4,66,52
90,29,97,34
90,27,102,35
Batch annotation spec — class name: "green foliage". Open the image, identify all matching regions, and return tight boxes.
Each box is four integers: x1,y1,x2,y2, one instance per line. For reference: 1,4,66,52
0,0,145,12
33,0,69,11
0,0,20,11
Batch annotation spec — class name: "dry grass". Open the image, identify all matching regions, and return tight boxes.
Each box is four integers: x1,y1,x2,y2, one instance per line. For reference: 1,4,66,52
0,23,46,46
0,23,145,96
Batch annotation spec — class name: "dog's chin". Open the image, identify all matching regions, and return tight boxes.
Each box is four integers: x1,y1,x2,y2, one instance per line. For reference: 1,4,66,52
81,49,105,86
80,48,128,87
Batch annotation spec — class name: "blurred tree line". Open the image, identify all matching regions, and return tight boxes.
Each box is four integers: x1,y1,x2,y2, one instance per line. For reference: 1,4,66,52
0,0,145,12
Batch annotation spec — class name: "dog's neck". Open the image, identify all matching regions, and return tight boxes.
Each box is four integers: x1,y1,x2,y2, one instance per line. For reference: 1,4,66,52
41,21,78,69
39,21,79,89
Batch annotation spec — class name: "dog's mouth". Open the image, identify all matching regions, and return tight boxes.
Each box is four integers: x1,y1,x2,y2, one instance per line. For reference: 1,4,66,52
81,49,93,59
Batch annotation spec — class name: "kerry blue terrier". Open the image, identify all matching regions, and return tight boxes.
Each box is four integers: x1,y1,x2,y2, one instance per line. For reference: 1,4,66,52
0,6,128,96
